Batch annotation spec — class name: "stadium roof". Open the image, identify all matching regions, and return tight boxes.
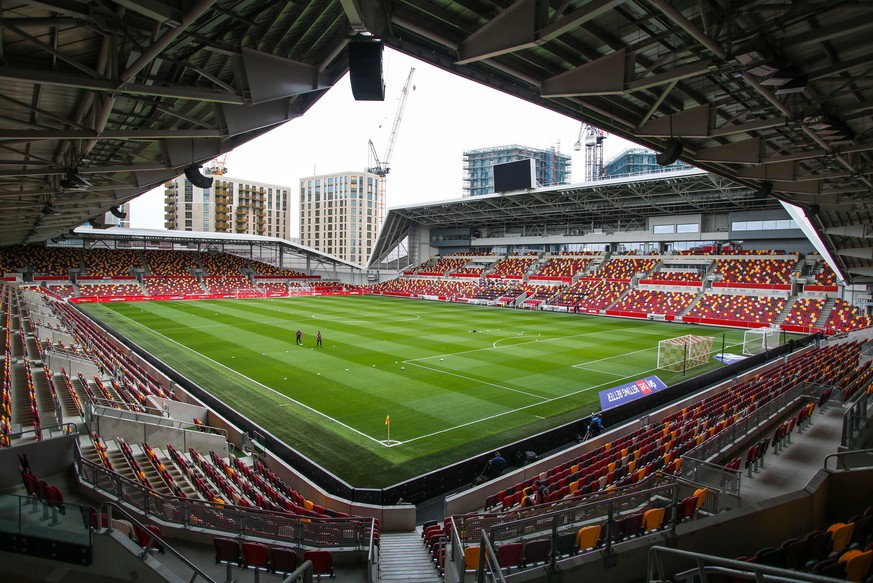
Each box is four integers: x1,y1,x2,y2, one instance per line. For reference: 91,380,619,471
369,169,778,267
73,227,363,270
2,1,873,279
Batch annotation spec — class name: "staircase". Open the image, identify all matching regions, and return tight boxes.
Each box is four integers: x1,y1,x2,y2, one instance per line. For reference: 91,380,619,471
773,297,797,327
814,298,837,329
378,530,442,582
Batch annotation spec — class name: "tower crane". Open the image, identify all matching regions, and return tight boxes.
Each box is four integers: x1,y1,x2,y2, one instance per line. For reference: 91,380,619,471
574,123,606,181
368,67,415,225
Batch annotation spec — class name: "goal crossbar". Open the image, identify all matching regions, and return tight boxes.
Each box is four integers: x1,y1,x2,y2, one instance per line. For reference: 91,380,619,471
658,334,714,372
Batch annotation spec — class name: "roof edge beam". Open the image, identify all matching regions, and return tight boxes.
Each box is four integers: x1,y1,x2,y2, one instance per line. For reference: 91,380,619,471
826,224,873,239
456,0,539,65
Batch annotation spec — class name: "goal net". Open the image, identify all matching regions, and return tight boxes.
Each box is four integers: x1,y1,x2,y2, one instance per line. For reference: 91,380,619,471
657,335,714,371
235,287,267,299
743,327,780,355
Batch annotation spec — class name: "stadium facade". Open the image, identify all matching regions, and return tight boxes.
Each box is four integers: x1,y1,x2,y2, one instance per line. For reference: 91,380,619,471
299,170,383,265
164,175,292,239
462,144,572,197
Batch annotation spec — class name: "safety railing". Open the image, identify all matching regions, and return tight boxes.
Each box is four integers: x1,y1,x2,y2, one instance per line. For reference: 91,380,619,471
475,529,507,583
0,492,91,547
280,560,315,583
823,447,873,471
7,421,78,442
681,382,830,490
452,478,716,577
681,458,742,500
841,387,872,449
95,501,216,583
75,453,374,550
648,545,847,582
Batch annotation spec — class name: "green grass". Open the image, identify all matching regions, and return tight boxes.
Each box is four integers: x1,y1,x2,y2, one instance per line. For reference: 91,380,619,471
81,296,754,487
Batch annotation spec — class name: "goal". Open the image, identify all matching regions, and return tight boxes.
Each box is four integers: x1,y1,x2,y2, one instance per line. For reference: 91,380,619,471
743,327,780,355
235,287,267,299
658,335,714,372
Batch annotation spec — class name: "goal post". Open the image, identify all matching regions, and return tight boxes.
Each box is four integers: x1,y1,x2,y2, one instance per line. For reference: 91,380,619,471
657,335,714,372
235,287,267,299
743,327,780,355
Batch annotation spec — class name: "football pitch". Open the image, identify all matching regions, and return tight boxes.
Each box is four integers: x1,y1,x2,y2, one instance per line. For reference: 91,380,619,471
81,295,754,487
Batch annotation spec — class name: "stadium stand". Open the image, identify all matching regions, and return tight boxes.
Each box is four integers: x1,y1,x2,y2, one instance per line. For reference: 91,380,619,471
202,275,252,294
142,276,204,296
199,252,250,275
713,257,797,286
610,289,698,317
249,258,308,277
81,248,143,278
141,249,201,276
685,293,787,327
77,283,143,298
782,297,826,331
489,256,537,278
825,299,873,333
592,256,659,280
419,256,468,276
45,284,76,298
532,256,595,278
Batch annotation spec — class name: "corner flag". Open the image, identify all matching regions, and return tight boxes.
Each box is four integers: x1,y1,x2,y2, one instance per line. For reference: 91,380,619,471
385,415,390,425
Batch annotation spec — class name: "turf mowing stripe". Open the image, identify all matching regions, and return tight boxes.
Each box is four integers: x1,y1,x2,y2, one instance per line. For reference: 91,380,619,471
104,306,390,446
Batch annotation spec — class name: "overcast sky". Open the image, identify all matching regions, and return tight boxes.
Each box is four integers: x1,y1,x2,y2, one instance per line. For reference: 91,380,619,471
129,49,637,234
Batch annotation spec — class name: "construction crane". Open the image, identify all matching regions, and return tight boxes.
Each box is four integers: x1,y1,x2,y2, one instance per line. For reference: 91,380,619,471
574,123,606,181
368,67,415,225
205,153,229,176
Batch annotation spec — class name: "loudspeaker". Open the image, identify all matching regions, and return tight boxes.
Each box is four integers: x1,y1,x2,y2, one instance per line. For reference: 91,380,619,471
348,39,385,101
656,138,683,166
753,181,773,199
184,164,214,189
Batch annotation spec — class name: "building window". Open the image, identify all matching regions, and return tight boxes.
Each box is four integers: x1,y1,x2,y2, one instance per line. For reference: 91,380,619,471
653,224,675,234
676,223,699,233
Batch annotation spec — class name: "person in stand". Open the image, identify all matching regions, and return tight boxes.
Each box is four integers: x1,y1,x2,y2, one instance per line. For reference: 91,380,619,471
532,480,550,505
589,414,604,438
316,330,323,347
295,329,302,346
486,451,507,478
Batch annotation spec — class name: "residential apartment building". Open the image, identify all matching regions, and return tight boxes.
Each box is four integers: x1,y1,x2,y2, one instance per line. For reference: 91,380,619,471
164,175,291,239
604,148,691,178
299,171,382,265
462,144,572,197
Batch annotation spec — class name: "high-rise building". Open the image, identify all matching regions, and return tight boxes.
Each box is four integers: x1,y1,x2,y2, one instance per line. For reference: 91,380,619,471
604,148,691,178
462,144,571,197
299,171,382,265
164,175,291,239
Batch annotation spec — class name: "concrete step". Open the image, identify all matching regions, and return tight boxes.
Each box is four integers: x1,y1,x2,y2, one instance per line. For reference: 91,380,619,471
378,530,442,582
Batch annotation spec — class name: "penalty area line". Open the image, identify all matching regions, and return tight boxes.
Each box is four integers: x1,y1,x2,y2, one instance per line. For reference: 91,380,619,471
104,310,386,447
401,336,750,445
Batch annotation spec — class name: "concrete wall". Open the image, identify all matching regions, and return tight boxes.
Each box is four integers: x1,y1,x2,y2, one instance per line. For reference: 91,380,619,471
92,412,228,454
0,434,77,490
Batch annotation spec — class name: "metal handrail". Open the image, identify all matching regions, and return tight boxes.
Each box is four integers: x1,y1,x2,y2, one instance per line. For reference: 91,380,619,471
823,447,873,471
97,501,217,583
476,529,507,583
280,560,313,583
841,388,872,448
8,421,78,441
648,545,848,582
75,449,371,549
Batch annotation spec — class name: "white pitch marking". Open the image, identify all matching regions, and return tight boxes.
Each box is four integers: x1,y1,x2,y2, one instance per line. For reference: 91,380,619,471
404,361,548,400
104,309,385,446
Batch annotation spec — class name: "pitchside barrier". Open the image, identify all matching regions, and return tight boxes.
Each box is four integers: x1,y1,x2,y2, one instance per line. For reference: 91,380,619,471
658,335,715,372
